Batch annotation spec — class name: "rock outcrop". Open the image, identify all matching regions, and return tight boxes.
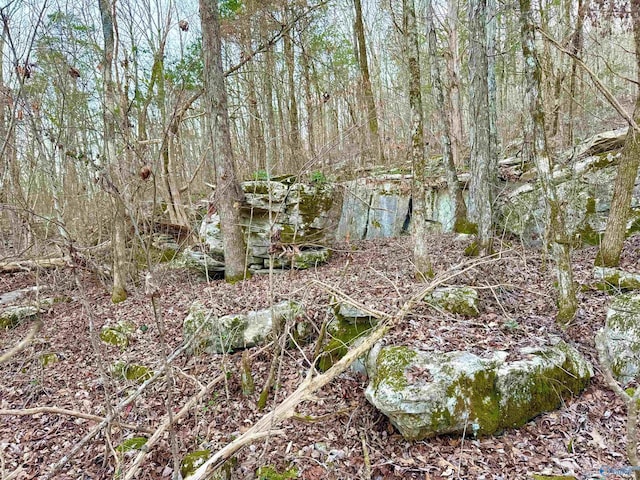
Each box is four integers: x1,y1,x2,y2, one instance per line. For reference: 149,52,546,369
183,300,303,354
596,293,640,385
365,338,592,440
191,179,340,276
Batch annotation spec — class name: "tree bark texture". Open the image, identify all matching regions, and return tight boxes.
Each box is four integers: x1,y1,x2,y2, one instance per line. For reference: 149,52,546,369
597,0,640,267
353,0,383,163
199,0,249,283
426,0,469,233
520,0,577,324
404,0,432,279
445,0,464,168
468,0,496,255
98,0,128,303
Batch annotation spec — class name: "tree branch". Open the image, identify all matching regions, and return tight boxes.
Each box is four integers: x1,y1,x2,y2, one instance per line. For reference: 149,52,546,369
538,28,640,133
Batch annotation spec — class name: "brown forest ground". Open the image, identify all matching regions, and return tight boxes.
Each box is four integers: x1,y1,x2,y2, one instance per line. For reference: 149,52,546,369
1,234,640,480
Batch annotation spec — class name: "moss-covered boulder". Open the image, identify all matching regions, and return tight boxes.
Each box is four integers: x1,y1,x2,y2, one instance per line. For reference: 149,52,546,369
0,305,39,329
112,362,153,383
365,338,592,440
266,247,330,270
594,266,640,292
183,301,303,355
425,286,480,317
595,294,640,385
317,302,379,372
100,321,135,348
182,248,226,279
196,180,341,274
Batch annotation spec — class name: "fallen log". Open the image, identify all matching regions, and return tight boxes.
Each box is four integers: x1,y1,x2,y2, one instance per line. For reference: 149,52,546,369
0,257,69,273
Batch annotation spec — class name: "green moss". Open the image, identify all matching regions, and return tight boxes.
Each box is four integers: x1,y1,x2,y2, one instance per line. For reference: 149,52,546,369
372,346,417,391
100,328,129,348
116,437,147,452
453,218,478,235
40,353,59,367
585,197,597,214
317,320,375,372
256,465,298,480
111,286,127,304
225,270,251,284
576,222,602,246
0,306,38,329
181,450,211,478
113,362,153,383
464,241,480,257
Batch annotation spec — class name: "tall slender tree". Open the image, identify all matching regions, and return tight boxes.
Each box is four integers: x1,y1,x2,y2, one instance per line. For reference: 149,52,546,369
98,0,128,303
403,0,431,278
467,0,496,255
199,0,249,283
520,0,577,324
353,0,383,163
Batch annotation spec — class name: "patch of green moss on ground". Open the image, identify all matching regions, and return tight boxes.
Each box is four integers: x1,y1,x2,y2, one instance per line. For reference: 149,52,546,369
181,450,211,477
113,362,153,383
256,465,298,480
454,218,478,235
532,475,576,480
116,437,147,452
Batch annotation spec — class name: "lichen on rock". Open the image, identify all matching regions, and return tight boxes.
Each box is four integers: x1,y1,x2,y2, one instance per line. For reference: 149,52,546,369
365,339,591,440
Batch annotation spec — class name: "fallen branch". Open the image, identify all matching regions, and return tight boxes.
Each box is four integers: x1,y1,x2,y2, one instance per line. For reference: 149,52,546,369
189,256,499,479
0,407,153,434
0,257,69,273
0,319,42,364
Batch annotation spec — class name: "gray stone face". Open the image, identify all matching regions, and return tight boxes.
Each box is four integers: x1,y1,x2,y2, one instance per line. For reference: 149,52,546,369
365,339,592,440
596,294,640,385
183,301,303,354
426,287,480,317
194,181,339,275
594,267,640,292
0,305,39,329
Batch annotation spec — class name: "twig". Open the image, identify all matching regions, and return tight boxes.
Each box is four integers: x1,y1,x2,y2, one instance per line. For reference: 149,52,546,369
0,407,152,434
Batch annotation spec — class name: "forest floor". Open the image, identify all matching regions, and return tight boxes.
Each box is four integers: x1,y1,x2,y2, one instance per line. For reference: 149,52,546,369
1,234,640,480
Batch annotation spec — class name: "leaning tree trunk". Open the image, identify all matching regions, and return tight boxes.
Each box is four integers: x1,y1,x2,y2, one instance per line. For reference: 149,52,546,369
404,0,432,279
468,0,496,256
520,0,577,324
596,0,640,268
199,0,249,283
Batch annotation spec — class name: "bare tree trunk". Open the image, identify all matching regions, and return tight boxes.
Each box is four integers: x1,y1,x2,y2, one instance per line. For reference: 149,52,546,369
404,0,431,279
567,0,587,146
98,0,128,303
263,44,279,173
426,0,469,233
199,0,249,283
242,27,267,172
468,0,496,256
597,0,640,267
520,0,577,324
445,0,464,167
353,0,383,163
283,5,302,170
